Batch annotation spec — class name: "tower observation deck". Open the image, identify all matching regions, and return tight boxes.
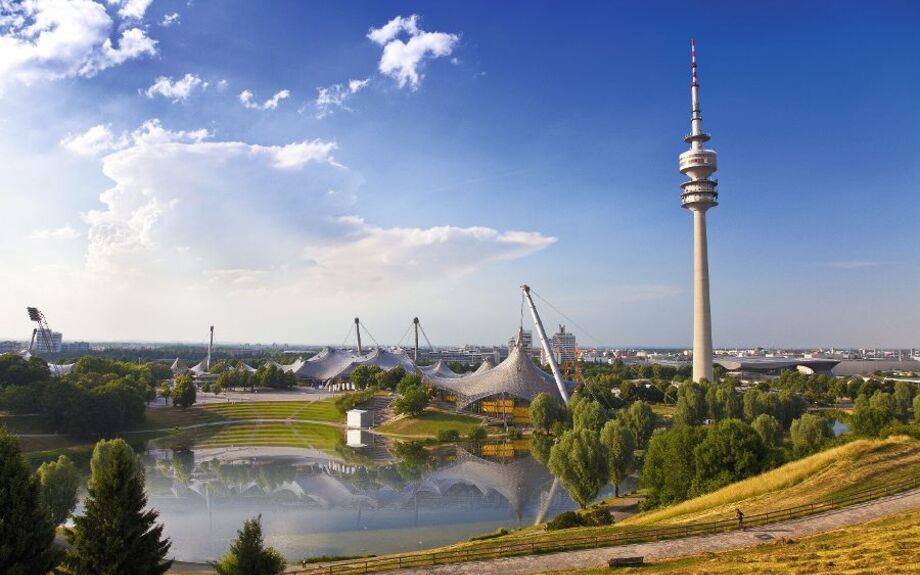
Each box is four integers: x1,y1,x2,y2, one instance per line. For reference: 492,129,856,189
680,38,718,383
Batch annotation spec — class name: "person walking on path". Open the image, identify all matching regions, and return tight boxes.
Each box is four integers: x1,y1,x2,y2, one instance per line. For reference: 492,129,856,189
736,508,744,530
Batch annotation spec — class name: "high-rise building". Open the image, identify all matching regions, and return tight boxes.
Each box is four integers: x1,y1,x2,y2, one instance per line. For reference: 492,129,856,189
33,329,63,353
679,39,718,383
543,324,577,365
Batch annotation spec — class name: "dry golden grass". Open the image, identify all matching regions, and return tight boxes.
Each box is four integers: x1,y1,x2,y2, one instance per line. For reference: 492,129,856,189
546,508,920,575
621,435,920,526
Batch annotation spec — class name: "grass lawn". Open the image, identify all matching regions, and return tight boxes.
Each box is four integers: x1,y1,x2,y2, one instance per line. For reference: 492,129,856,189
198,398,342,423
194,422,341,451
544,508,920,574
651,404,676,420
376,409,484,437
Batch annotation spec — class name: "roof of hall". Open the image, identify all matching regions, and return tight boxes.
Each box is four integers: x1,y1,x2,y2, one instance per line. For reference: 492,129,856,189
715,357,840,371
427,344,565,408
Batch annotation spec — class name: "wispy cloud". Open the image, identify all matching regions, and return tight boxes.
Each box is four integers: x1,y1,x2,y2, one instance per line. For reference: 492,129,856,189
240,89,290,110
29,225,81,241
160,12,180,27
826,260,881,270
314,78,369,118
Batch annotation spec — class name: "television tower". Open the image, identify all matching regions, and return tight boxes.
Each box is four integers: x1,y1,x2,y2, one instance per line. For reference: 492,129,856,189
679,39,718,382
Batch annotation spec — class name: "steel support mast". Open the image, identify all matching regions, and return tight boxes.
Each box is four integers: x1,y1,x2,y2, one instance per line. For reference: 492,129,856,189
521,285,570,405
354,317,363,355
413,317,420,362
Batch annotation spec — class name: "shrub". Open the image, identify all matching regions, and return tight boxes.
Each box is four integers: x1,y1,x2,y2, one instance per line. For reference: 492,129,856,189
467,426,488,443
436,429,461,442
545,511,582,530
507,427,523,440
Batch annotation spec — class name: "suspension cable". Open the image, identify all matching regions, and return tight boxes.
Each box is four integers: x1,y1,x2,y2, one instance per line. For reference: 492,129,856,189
530,288,604,348
395,322,413,348
359,321,380,348
340,323,354,348
418,323,435,351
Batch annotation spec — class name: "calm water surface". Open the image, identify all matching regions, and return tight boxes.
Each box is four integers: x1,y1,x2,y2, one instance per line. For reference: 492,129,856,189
140,440,620,563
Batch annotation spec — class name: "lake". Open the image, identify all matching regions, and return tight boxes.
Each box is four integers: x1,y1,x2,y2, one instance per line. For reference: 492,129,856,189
140,438,622,563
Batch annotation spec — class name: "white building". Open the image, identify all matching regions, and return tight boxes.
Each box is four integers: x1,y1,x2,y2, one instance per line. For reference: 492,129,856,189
509,330,534,352
32,329,62,353
542,325,577,365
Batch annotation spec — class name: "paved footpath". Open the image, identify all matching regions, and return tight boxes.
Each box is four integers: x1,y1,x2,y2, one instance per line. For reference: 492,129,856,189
374,487,920,575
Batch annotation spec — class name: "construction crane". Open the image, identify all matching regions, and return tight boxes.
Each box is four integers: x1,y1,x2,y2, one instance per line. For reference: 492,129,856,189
26,306,55,355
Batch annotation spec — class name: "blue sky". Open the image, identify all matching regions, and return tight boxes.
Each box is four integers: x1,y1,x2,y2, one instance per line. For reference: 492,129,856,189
0,0,917,348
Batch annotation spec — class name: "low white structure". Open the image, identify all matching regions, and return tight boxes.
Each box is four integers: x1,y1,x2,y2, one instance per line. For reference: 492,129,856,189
346,409,373,429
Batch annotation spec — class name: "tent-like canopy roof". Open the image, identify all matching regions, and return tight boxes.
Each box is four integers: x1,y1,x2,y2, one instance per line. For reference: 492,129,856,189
48,363,75,377
170,358,189,375
474,356,495,374
419,360,462,380
189,359,209,375
336,348,418,379
235,362,257,373
292,347,359,381
427,345,566,408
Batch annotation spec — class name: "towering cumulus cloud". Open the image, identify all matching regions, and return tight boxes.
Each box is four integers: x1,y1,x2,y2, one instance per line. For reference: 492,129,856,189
72,120,554,291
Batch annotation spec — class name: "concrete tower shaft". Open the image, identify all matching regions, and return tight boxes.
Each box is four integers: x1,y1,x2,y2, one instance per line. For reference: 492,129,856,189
680,38,717,383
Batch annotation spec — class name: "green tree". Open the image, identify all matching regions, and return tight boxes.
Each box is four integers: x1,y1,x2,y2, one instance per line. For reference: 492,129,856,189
641,425,707,507
529,392,566,433
0,428,59,575
467,426,488,443
622,400,655,448
914,394,920,422
349,365,382,390
691,419,765,496
65,439,172,575
393,386,429,417
751,413,783,448
396,373,423,395
548,428,608,508
892,382,913,420
211,515,284,575
600,419,635,497
673,382,706,426
571,397,606,432
790,413,833,457
172,374,197,409
375,366,406,391
158,382,172,405
37,454,81,525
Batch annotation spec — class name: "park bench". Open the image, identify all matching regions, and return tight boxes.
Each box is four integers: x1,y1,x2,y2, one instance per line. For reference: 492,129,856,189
608,556,644,567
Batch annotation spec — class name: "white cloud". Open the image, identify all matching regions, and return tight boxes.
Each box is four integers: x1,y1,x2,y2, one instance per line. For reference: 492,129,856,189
239,88,290,110
367,14,458,89
144,73,207,101
115,0,153,20
77,120,553,291
216,79,228,91
60,124,128,156
314,78,369,118
28,225,81,240
0,0,157,91
160,12,180,27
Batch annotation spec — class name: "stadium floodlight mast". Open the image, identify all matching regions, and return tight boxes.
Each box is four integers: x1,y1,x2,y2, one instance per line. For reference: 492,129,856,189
26,306,54,355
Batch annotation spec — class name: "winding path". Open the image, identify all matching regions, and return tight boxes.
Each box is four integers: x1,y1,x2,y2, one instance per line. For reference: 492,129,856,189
360,487,920,575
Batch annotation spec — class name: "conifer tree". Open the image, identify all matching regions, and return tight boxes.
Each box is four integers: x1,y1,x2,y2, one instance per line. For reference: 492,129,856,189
212,515,285,575
0,428,59,575
65,438,172,575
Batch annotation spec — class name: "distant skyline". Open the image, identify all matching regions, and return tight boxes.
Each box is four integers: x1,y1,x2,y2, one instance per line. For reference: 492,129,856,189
1,1,918,348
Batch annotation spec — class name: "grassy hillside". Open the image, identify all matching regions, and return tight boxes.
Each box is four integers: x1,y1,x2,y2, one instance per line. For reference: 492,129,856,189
199,398,343,423
547,508,920,575
376,409,483,437
621,435,920,526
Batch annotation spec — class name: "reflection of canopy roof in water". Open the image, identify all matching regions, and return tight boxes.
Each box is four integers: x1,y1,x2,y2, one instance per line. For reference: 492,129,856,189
419,360,462,379
427,345,565,408
429,447,552,519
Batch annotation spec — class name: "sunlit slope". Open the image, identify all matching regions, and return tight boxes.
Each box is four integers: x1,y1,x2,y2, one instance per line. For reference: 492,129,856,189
622,435,920,527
